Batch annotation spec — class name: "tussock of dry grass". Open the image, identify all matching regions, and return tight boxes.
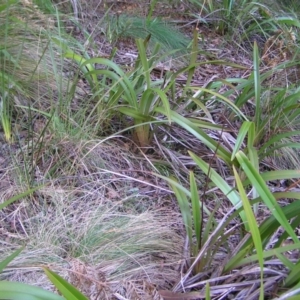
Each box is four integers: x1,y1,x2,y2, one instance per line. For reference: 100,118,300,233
0,138,183,299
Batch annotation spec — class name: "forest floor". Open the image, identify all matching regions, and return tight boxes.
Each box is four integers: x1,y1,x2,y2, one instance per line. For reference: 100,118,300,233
1,1,300,299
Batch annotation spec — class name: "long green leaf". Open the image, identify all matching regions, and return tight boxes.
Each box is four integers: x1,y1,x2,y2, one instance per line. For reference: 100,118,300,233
278,289,300,300
205,282,211,300
275,17,300,28
0,281,64,300
189,151,247,228
0,187,41,210
139,89,155,115
253,41,261,130
275,215,300,249
186,118,223,130
154,173,211,216
247,122,259,214
136,39,151,89
233,166,264,300
87,69,135,107
138,88,171,124
242,170,300,188
235,151,299,243
190,87,248,120
81,57,137,106
151,88,172,123
51,38,96,86
229,243,300,269
43,268,88,300
64,53,96,86
261,170,300,181
239,200,300,251
258,131,300,154
183,30,198,97
263,143,300,158
190,171,202,249
155,108,232,165
231,121,252,160
117,107,150,120
285,261,300,287
0,246,24,273
169,178,193,244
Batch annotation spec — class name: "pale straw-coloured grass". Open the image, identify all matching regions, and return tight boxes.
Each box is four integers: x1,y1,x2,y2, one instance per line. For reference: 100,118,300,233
0,138,184,299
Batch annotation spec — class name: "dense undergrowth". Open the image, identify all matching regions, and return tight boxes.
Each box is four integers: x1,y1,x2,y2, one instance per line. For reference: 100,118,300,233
1,0,300,299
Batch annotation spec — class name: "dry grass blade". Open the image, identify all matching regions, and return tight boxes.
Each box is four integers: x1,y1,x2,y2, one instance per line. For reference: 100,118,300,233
158,289,204,300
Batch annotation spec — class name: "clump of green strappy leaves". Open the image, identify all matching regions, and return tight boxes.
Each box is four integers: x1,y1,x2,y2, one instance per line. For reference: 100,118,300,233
156,41,300,299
